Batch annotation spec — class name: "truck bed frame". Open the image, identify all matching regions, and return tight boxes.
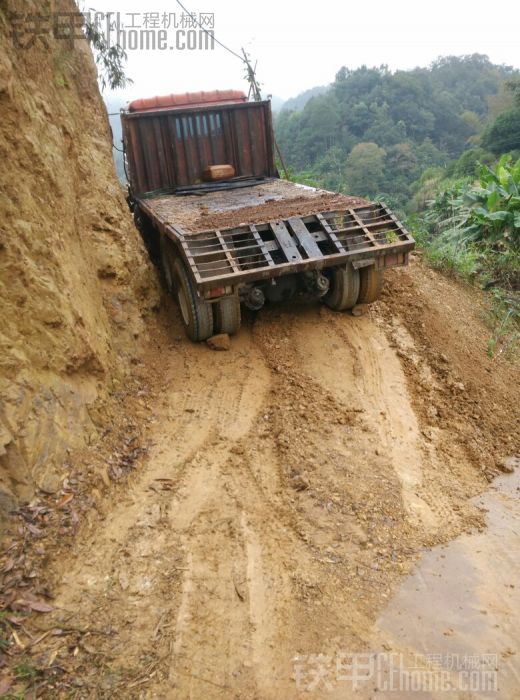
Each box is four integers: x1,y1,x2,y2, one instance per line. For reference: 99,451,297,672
136,182,414,294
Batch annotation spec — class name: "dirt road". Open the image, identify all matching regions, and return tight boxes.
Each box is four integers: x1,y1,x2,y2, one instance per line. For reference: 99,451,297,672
2,259,519,698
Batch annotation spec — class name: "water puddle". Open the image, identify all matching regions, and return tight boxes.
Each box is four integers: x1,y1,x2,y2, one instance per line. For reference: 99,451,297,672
372,467,520,698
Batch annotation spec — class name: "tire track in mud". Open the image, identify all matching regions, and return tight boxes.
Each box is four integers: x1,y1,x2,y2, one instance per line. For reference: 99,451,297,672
49,322,300,698
41,297,491,698
292,305,438,527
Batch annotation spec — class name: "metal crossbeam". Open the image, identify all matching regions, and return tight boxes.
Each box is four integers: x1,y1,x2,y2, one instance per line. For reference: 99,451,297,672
287,217,322,258
270,220,302,262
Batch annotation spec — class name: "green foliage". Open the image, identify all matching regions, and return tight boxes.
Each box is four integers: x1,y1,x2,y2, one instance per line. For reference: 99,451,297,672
275,55,519,203
0,611,10,654
486,81,517,117
283,166,320,188
345,142,386,197
312,145,348,192
424,156,520,249
505,78,520,106
413,157,520,358
14,660,41,683
463,156,520,245
486,288,519,359
420,232,484,279
83,9,132,91
482,108,520,154
453,148,494,177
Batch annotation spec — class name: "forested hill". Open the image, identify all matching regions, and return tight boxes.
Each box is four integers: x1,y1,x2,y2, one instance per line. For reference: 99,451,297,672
274,55,520,205
281,85,329,112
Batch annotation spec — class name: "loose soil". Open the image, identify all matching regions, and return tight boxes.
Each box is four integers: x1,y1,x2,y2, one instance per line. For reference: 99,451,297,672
1,257,518,698
142,180,368,233
4,3,518,696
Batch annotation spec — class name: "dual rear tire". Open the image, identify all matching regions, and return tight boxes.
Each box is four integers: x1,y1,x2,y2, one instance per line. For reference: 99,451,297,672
214,297,241,335
324,263,383,311
160,236,241,341
161,235,381,337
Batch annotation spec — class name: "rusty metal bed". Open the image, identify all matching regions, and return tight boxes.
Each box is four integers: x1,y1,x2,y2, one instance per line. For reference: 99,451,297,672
164,202,414,291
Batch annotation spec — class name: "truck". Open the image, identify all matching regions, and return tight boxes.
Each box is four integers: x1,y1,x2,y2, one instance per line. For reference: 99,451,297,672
121,90,414,341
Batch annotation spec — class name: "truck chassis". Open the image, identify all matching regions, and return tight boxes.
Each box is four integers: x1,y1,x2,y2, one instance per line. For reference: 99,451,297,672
136,199,413,292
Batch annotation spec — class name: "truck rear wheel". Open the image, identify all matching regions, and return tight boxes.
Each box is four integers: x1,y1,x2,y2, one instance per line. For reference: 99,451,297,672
134,207,160,264
357,266,383,304
160,235,175,293
161,237,214,341
213,296,241,335
324,263,360,311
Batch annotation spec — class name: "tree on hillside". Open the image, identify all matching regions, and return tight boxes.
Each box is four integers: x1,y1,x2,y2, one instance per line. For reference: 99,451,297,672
312,145,347,192
482,109,520,154
83,8,132,90
505,78,520,106
333,65,387,101
453,147,494,176
274,55,520,201
345,143,386,196
482,78,520,155
486,82,517,118
428,54,516,115
386,142,418,178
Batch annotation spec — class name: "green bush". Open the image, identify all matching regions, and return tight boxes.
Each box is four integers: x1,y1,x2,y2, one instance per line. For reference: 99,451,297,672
453,148,494,177
482,108,520,155
412,155,520,357
423,155,520,249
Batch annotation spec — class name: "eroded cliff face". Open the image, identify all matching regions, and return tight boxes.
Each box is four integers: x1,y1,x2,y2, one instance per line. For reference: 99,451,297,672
0,0,159,508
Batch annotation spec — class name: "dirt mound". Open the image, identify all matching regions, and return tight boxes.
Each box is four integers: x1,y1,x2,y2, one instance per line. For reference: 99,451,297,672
144,179,367,234
0,0,159,511
192,193,367,232
380,260,519,478
1,258,517,697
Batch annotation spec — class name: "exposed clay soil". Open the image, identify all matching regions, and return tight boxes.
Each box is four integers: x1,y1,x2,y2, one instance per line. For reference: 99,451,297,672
0,0,158,510
1,7,519,696
1,256,518,698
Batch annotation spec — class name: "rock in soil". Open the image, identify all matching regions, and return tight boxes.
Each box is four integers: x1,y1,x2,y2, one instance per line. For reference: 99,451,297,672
207,334,231,351
497,456,519,474
352,304,369,317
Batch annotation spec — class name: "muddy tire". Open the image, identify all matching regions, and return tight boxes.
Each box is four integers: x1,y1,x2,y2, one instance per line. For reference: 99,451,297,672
160,235,174,293
324,263,360,311
134,207,160,264
161,237,214,341
358,266,383,304
213,296,241,335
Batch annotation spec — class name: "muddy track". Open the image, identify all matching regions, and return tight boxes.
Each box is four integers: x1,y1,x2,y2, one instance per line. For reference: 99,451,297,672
11,260,519,698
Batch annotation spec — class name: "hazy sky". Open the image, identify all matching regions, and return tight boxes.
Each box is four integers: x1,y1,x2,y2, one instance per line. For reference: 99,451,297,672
93,0,520,102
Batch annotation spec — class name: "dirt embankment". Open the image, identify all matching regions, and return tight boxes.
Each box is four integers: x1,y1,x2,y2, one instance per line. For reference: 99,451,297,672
0,5,519,696
0,1,159,511
0,256,517,698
